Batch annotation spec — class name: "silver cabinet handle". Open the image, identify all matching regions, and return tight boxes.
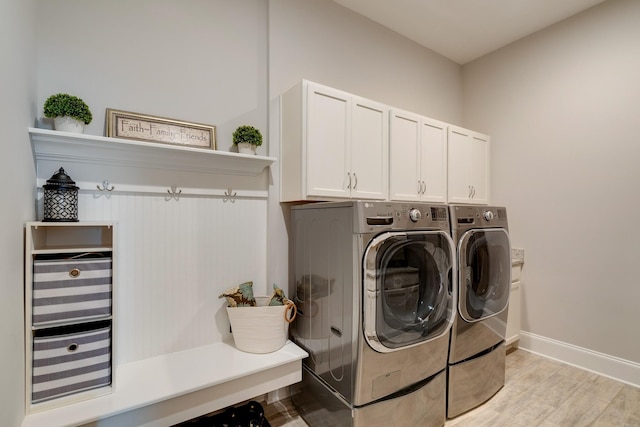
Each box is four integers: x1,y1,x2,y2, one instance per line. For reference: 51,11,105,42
353,173,358,190
347,172,352,189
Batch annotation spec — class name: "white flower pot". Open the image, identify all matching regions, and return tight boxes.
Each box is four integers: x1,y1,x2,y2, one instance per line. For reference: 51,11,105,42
237,142,257,155
54,116,85,134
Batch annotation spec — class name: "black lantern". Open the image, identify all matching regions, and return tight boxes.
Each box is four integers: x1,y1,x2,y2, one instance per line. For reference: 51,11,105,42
43,168,79,222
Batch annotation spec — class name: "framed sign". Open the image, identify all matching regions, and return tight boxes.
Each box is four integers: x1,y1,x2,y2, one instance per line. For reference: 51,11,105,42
106,109,216,149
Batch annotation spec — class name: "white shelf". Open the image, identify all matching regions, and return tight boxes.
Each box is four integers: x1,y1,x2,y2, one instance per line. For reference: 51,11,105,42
29,128,276,197
21,340,308,427
30,128,276,176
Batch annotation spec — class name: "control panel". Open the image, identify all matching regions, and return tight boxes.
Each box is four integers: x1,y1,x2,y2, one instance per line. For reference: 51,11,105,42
357,201,449,233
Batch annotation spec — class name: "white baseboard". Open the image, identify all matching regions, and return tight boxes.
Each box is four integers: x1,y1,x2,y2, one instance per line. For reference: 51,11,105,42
519,331,640,388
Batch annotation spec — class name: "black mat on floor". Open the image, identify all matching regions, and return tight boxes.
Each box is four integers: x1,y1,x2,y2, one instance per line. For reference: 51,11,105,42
175,400,271,427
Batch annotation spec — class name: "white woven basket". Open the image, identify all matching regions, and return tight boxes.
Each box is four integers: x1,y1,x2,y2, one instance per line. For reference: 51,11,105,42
226,296,297,354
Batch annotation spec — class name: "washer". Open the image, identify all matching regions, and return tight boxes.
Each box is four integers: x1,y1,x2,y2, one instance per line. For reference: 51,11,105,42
447,205,511,418
289,201,456,427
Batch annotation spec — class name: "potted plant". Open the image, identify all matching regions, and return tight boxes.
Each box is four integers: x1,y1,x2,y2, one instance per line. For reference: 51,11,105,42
232,125,263,155
43,93,93,134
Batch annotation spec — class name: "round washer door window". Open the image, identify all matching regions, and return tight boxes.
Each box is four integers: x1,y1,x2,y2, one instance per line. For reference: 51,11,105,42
458,228,511,322
363,231,456,353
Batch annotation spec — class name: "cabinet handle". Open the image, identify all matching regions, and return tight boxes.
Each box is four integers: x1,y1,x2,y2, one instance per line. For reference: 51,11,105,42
422,181,426,195
69,268,81,278
353,173,358,190
347,172,352,189
471,186,476,198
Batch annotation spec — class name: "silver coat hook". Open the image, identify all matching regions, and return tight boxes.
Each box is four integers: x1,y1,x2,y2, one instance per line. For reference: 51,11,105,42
224,187,237,203
167,185,182,200
97,180,115,191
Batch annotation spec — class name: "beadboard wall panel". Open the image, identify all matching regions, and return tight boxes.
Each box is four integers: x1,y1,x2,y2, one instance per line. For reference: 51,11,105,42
43,191,268,365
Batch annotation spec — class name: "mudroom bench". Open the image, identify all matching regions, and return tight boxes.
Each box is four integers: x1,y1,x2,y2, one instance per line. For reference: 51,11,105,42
21,340,307,427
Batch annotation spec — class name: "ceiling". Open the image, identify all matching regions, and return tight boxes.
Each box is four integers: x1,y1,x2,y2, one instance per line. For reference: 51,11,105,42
333,0,608,64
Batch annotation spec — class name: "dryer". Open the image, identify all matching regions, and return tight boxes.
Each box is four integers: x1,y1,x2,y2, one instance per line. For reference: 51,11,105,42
289,201,456,427
447,205,511,418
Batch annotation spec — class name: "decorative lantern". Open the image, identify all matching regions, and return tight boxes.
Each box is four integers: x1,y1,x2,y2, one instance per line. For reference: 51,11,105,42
43,168,79,222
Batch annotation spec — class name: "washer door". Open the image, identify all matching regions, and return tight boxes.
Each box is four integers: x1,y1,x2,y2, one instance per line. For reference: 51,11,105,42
458,228,511,322
363,231,456,353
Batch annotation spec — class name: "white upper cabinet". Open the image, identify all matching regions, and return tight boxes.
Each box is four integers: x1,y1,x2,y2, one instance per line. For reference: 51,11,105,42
281,80,491,205
389,109,447,203
281,80,388,202
448,126,489,204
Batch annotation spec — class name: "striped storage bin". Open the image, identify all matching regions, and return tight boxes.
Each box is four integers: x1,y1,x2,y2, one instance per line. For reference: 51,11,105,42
32,320,112,403
33,254,112,326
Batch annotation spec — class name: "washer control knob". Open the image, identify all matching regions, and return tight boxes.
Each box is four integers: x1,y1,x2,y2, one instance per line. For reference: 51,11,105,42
409,208,422,222
483,210,495,221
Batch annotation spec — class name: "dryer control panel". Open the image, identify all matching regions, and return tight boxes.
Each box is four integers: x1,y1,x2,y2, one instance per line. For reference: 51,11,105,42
450,205,509,233
355,201,449,234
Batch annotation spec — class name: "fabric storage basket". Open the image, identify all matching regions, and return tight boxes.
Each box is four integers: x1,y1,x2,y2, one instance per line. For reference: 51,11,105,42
227,296,297,354
32,320,112,403
32,253,112,326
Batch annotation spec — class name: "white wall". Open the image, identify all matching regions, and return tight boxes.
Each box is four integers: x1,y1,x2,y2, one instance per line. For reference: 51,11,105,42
0,0,37,424
463,0,640,367
32,0,272,365
37,0,268,153
268,0,462,124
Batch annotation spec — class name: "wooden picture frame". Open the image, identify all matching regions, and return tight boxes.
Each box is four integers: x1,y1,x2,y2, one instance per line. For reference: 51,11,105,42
105,109,216,149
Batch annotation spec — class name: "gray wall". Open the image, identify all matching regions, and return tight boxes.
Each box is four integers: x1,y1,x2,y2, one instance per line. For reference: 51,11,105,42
463,0,640,364
37,0,268,153
269,0,462,124
0,0,37,424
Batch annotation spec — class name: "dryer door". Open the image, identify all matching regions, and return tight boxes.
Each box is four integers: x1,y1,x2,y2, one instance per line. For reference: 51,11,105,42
458,228,511,322
363,231,456,353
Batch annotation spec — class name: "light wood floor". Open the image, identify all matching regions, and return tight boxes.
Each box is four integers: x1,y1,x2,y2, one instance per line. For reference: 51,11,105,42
264,348,640,427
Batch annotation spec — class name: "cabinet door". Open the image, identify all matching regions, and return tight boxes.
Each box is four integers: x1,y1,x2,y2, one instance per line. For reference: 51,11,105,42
447,127,471,203
448,127,489,204
351,97,388,200
389,110,421,201
306,84,350,199
469,132,489,204
419,119,447,203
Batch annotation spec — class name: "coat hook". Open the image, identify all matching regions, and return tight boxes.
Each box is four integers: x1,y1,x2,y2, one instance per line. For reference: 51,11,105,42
167,185,182,200
224,187,237,203
97,180,115,191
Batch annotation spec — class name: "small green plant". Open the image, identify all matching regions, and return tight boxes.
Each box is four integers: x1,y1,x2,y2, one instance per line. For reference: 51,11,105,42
232,125,263,147
43,93,93,125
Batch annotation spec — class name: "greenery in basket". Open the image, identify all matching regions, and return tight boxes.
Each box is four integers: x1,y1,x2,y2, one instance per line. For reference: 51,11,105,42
232,125,263,147
43,93,93,125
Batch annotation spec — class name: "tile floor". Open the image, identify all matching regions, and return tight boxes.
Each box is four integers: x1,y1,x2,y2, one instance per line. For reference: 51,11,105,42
265,348,640,427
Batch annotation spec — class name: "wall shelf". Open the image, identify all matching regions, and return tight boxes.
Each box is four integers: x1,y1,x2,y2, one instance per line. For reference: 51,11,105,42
29,128,276,197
